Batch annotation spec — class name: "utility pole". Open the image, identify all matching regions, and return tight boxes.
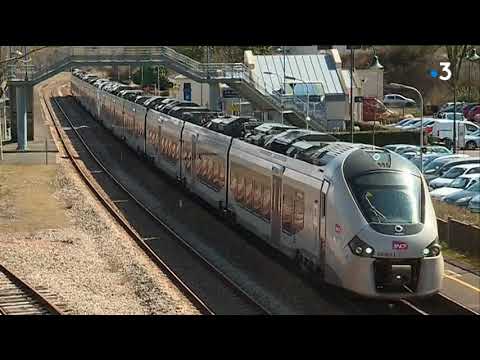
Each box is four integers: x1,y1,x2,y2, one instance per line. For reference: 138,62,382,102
350,47,354,143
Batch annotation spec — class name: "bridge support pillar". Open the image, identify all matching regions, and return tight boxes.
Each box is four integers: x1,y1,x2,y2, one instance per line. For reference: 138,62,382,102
209,83,221,111
9,82,33,146
15,85,28,150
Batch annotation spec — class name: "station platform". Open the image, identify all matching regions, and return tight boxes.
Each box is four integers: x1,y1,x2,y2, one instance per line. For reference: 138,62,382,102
1,84,58,165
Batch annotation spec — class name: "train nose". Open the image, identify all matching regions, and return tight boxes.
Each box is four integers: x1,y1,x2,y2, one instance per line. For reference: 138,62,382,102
375,263,413,290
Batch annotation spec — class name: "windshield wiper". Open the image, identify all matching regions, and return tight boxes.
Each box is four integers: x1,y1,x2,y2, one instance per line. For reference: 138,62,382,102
364,194,387,223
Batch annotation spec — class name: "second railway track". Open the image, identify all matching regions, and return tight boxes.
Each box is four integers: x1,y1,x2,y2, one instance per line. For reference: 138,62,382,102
42,82,270,315
0,264,64,315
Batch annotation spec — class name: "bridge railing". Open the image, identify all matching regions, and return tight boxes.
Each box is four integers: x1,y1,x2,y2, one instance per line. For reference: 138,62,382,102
5,46,328,129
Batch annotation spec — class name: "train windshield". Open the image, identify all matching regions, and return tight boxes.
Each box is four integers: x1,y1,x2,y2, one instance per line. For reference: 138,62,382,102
350,172,422,224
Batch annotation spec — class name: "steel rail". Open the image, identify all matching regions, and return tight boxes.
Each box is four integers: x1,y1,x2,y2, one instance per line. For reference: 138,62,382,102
43,85,270,315
0,264,63,315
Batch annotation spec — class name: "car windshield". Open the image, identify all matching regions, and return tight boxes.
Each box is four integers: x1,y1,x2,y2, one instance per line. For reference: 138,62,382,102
466,182,480,192
449,177,471,189
443,167,466,179
350,172,422,224
424,157,459,172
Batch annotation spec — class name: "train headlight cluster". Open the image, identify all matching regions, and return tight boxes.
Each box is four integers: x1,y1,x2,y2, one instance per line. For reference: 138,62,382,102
423,238,441,258
349,236,375,258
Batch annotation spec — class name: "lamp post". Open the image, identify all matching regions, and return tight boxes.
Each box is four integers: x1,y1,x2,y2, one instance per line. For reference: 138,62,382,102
368,48,384,145
273,46,287,124
390,82,424,174
467,48,480,101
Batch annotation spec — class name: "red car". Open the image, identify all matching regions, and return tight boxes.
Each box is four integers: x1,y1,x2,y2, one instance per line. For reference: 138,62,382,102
362,97,394,122
467,105,480,122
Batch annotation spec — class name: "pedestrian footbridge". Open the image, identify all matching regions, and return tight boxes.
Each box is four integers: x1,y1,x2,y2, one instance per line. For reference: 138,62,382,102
8,47,330,130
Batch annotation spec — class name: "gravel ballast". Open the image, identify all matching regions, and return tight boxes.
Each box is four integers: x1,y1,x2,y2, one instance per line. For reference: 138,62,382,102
0,81,199,315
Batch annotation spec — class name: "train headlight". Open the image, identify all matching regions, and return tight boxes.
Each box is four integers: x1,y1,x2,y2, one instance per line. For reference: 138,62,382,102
348,236,375,258
423,238,441,258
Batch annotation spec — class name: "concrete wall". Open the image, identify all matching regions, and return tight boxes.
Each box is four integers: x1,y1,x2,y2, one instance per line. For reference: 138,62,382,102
356,69,384,99
170,76,211,107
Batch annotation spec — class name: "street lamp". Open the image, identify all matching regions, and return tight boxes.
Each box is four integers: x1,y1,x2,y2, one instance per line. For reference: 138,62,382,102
274,46,287,124
467,48,480,101
389,82,425,174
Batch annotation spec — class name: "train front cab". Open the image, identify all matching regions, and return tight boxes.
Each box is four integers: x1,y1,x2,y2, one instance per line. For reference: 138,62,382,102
331,150,444,299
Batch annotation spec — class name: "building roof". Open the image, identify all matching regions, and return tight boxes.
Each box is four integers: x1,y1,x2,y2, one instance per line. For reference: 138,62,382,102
253,54,345,96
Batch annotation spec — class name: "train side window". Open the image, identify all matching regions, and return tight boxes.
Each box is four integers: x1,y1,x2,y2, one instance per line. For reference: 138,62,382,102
294,191,305,232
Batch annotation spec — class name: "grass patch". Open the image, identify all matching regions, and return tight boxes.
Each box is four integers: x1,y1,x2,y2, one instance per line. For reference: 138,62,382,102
441,243,480,270
432,199,480,226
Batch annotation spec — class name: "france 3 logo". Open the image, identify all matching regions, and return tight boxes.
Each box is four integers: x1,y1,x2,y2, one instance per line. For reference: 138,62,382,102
429,62,452,81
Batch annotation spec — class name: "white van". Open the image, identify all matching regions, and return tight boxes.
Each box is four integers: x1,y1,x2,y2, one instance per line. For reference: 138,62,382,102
429,119,466,148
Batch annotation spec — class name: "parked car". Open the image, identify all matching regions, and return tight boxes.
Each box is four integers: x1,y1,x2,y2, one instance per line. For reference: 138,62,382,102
410,153,447,169
467,194,480,213
437,102,465,116
285,141,329,158
263,129,334,154
402,151,420,160
467,105,480,121
244,123,297,146
387,118,414,127
205,116,253,138
463,103,479,117
443,181,480,207
143,96,170,109
134,95,153,105
362,97,395,121
437,112,466,121
430,174,480,200
383,94,416,107
464,129,480,150
424,156,478,183
384,144,413,152
429,163,480,189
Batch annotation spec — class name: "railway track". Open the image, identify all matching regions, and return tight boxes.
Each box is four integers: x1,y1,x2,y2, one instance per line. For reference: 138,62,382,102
0,264,63,315
42,84,270,315
41,79,477,316
400,293,479,315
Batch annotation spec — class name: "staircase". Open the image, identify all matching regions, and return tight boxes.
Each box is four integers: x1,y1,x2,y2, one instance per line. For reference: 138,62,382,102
7,46,328,131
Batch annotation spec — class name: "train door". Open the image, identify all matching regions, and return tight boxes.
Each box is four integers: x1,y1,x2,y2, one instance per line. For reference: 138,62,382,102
319,180,330,274
270,165,284,245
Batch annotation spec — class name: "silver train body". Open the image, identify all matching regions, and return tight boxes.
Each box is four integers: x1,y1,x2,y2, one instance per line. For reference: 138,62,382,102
71,76,444,299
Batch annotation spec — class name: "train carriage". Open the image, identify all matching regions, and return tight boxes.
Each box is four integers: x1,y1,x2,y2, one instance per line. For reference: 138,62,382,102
70,72,444,300
181,122,232,210
145,110,184,180
123,100,147,153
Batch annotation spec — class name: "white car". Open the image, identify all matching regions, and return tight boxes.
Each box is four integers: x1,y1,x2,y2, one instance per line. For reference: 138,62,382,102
384,94,416,107
429,163,480,189
430,174,480,200
438,112,467,121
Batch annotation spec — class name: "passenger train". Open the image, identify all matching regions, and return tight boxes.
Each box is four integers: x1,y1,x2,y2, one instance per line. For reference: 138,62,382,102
70,73,444,299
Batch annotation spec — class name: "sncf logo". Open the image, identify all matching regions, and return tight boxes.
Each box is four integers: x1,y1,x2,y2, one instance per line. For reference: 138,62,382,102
392,241,408,250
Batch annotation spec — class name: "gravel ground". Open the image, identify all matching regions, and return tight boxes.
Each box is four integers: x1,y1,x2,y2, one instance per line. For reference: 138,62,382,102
0,79,199,315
